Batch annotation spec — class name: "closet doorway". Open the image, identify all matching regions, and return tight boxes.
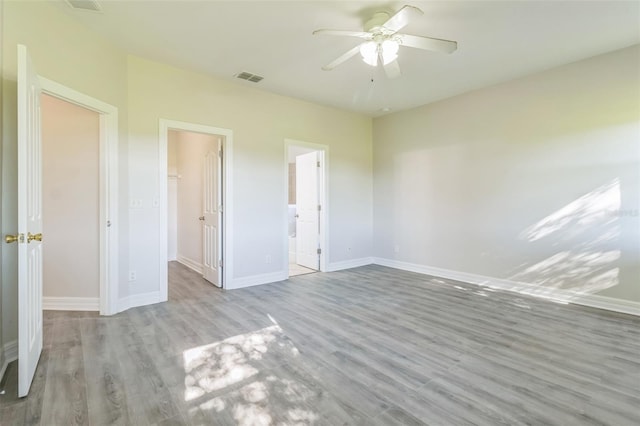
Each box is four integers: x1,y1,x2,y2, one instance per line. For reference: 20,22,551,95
159,120,234,298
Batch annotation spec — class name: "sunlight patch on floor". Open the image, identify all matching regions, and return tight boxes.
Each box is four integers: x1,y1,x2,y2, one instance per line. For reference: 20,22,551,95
182,324,291,401
180,319,324,425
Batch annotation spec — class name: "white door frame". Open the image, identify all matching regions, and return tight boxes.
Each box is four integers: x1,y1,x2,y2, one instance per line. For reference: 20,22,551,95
159,119,233,295
39,77,119,316
284,139,329,275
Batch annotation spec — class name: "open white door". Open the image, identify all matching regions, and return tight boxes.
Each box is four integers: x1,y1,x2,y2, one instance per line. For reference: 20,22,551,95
295,151,320,270
17,44,44,397
202,142,222,287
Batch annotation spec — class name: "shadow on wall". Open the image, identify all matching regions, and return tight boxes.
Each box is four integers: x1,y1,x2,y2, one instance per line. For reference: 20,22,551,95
509,178,637,300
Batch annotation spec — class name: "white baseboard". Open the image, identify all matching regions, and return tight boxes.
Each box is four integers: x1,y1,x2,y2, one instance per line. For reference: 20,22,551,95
326,257,373,272
227,271,288,290
4,340,18,362
43,297,100,311
574,293,640,316
118,290,162,313
372,257,640,317
1,339,18,381
177,255,203,274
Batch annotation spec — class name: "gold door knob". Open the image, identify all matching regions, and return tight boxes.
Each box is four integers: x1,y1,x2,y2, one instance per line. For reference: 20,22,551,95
27,232,42,243
5,234,20,244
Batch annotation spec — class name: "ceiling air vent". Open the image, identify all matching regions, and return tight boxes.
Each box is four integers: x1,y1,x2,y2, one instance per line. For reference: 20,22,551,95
235,71,264,83
65,0,103,13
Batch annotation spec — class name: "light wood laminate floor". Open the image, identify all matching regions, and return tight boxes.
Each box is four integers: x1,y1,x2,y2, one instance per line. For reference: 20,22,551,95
1,262,639,425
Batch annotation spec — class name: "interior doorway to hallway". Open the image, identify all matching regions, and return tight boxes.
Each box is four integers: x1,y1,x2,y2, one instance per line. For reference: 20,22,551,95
41,94,101,307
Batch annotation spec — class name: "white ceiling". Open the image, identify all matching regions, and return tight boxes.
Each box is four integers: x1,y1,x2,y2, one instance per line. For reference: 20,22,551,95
55,1,640,116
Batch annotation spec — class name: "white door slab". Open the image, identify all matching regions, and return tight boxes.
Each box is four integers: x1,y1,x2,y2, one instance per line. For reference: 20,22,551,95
295,151,320,270
17,44,44,397
202,142,222,287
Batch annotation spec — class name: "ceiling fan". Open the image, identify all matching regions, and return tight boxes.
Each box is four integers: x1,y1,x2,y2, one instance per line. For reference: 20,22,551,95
313,5,457,79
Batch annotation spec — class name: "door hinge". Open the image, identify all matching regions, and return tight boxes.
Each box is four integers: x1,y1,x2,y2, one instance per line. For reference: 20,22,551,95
317,161,320,167
317,248,322,255
219,259,223,268
318,205,321,211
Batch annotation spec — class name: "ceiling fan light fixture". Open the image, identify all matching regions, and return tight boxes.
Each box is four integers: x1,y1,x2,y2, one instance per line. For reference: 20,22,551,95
381,40,399,65
359,41,378,66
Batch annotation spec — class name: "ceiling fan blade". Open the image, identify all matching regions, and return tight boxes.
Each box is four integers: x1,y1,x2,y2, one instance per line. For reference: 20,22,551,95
398,34,458,54
384,60,401,79
313,29,372,39
382,5,423,33
322,44,362,71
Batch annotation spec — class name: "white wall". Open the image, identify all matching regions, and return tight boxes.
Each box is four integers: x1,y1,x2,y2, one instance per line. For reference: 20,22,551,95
127,55,373,292
2,0,129,343
41,94,100,299
373,45,640,304
175,130,218,267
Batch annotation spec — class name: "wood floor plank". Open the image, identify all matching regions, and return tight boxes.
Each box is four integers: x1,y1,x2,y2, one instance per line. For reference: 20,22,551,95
40,326,89,426
2,262,638,425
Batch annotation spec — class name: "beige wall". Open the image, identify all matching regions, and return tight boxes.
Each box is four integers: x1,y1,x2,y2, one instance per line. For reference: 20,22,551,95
288,164,296,204
127,55,373,291
41,94,100,299
2,0,129,345
175,131,218,266
167,130,178,176
167,131,178,261
373,45,640,303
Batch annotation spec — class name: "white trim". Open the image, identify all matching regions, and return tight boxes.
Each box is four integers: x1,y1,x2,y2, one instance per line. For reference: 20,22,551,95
118,290,162,312
39,77,119,316
176,255,203,274
327,257,373,272
283,139,329,277
4,340,18,362
373,258,640,317
159,119,233,297
576,294,640,316
227,271,289,290
42,297,99,311
0,340,19,381
0,360,7,384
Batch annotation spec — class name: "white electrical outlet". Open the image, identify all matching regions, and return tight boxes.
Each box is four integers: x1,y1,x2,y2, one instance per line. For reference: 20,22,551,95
265,255,272,264
129,271,137,281
394,245,400,253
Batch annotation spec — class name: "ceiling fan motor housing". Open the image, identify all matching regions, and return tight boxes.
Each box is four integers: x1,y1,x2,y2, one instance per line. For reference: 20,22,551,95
364,12,392,33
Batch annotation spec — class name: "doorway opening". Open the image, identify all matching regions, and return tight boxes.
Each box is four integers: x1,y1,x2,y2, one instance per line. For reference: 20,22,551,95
41,94,101,310
285,140,328,277
159,120,233,298
40,78,119,316
167,130,223,287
